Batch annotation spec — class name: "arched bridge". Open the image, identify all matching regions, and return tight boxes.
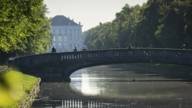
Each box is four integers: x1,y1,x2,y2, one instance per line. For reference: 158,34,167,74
8,48,192,82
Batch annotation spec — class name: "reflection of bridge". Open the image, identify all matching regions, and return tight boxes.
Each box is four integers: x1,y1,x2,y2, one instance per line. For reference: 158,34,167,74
8,48,192,82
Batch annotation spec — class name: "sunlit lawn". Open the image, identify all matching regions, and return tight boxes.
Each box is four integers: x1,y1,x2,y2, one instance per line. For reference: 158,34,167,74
0,69,39,108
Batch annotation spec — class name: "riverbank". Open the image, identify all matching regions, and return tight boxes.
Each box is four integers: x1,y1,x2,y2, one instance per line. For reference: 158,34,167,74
0,68,40,108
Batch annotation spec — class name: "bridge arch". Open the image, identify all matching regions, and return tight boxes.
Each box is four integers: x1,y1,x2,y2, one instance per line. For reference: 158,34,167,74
8,48,192,82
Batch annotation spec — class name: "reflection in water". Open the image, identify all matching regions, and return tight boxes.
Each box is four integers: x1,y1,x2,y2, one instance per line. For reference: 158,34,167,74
33,64,192,108
34,98,189,108
33,99,167,108
71,69,106,96
81,73,104,95
70,64,192,100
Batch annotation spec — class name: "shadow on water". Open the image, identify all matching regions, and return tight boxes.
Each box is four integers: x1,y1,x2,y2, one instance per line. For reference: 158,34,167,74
108,63,192,81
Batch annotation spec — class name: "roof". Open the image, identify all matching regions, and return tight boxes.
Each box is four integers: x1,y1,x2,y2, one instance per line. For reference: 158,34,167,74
51,15,79,26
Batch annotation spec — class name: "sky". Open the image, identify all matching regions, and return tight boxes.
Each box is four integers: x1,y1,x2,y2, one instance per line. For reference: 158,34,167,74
44,0,148,31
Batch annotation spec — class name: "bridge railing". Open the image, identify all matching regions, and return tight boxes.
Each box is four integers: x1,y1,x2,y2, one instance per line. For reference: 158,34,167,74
9,48,192,68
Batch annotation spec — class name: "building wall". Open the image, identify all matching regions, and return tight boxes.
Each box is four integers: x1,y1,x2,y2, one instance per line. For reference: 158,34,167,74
51,25,85,52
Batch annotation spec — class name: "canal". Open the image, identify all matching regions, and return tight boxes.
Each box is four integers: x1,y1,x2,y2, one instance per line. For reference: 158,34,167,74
32,63,192,108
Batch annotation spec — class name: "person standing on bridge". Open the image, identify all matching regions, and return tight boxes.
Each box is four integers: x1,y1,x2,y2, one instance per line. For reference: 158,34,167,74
51,47,56,53
74,46,77,52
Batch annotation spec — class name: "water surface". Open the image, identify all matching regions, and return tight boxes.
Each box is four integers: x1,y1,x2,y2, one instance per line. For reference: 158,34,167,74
70,64,192,100
33,63,192,108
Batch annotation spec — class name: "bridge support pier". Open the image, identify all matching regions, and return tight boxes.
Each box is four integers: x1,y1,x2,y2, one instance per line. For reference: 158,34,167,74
62,76,71,82
28,68,72,82
40,76,71,82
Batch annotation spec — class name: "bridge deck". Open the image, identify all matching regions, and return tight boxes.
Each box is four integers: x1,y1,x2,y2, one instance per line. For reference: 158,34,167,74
8,48,192,82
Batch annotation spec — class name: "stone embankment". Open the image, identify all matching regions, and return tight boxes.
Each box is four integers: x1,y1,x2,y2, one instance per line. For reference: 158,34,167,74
0,66,41,108
0,65,8,72
19,79,41,108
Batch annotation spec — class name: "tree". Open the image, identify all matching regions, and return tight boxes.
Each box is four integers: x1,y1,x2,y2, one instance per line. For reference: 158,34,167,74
84,0,192,49
0,0,51,56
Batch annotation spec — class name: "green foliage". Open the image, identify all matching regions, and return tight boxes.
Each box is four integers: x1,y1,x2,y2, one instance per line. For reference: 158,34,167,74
0,69,39,107
84,0,192,49
155,0,192,48
115,5,144,48
0,0,51,55
85,22,118,49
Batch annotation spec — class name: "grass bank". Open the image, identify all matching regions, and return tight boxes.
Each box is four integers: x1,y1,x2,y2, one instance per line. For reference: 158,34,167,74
0,69,40,108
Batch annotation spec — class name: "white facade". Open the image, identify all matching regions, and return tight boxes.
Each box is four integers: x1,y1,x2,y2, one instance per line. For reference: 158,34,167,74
51,15,85,52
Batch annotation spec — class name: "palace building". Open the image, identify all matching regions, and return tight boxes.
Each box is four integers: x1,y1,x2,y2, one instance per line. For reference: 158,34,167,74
51,15,85,52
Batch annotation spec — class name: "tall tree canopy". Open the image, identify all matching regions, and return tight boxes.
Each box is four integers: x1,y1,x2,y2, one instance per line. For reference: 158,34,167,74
0,0,51,55
84,0,192,49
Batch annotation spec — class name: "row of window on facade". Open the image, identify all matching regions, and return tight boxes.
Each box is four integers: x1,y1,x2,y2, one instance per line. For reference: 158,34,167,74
51,31,81,36
52,29,81,35
52,43,82,51
52,36,83,42
53,42,82,46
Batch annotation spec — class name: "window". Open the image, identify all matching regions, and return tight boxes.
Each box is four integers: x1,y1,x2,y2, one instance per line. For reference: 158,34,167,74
53,36,56,42
52,43,56,47
58,29,61,35
58,43,61,46
63,36,67,42
55,29,58,34
58,36,62,41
